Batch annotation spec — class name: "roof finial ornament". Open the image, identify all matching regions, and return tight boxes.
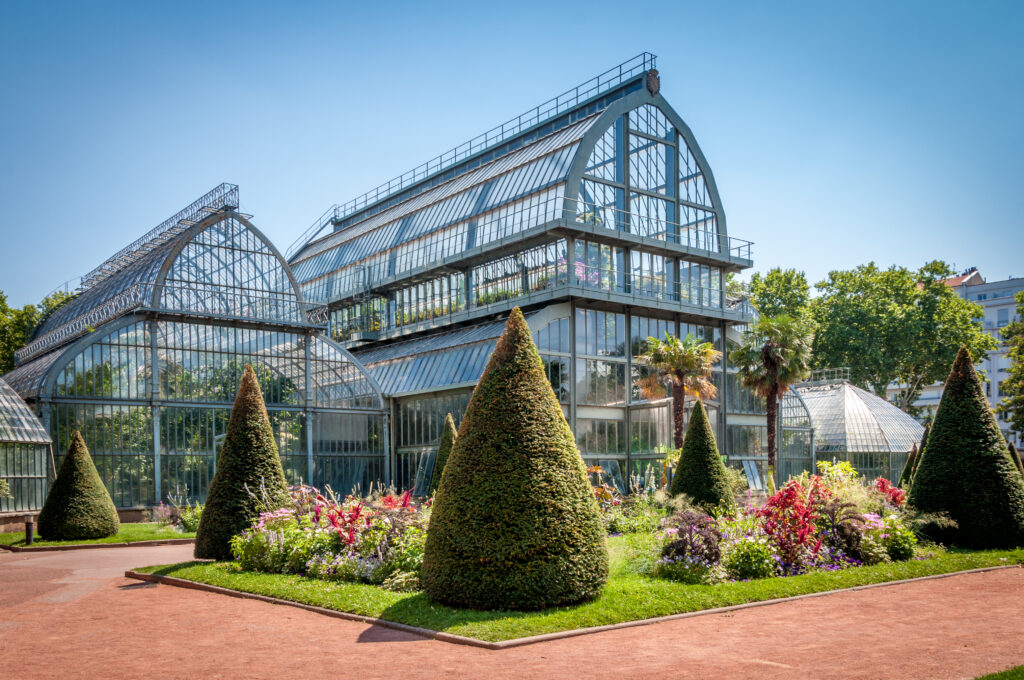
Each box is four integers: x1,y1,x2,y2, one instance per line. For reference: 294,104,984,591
646,69,660,96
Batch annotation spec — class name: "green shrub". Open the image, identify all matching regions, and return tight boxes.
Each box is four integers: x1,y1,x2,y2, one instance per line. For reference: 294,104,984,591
722,465,749,496
669,400,735,512
721,534,779,580
0,478,10,500
428,413,457,495
881,514,917,561
37,431,119,540
1010,441,1024,479
194,364,289,560
907,347,1024,548
898,444,918,489
421,307,608,610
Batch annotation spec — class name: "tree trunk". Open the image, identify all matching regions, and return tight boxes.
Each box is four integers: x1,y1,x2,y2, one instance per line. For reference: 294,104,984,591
672,383,686,449
766,384,779,488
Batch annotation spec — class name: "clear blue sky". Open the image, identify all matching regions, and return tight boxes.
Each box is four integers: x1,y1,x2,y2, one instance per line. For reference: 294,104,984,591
1,1,1021,306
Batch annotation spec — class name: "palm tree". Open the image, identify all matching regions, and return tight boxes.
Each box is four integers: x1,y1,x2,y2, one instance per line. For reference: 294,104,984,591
729,315,813,487
635,333,722,449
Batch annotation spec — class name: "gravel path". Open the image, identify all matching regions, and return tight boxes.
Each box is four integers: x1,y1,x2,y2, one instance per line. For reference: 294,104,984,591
1,545,1022,679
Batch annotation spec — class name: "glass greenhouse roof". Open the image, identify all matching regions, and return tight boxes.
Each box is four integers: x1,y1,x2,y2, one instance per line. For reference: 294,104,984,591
0,378,50,444
353,313,538,396
794,381,924,454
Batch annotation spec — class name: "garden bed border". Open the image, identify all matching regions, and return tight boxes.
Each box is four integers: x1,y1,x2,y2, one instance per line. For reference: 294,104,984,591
1,538,195,553
124,563,1021,650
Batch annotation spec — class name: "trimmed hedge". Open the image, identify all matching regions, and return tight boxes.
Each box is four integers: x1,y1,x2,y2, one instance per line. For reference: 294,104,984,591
899,443,919,489
1010,441,1024,479
669,400,734,512
38,431,119,540
421,307,608,610
908,347,1024,548
428,413,457,495
194,364,288,560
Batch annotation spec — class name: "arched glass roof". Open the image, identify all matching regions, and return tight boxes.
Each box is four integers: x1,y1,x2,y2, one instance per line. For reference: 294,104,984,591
795,381,924,454
0,378,50,444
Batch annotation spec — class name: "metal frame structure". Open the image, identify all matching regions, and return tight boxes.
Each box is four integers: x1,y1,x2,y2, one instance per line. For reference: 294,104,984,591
287,55,762,491
0,378,52,513
5,191,388,508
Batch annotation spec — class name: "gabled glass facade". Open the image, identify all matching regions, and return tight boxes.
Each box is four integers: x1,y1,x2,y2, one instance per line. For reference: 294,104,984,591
5,207,388,509
288,56,759,491
0,377,51,513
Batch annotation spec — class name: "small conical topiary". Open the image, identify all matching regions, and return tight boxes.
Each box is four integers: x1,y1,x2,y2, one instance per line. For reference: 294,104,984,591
1009,441,1024,479
908,347,1024,548
899,444,919,489
38,431,119,540
194,364,288,560
911,422,930,483
669,400,734,512
421,308,608,610
428,413,457,495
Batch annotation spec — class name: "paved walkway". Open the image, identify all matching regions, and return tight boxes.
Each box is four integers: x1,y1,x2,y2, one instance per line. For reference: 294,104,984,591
1,545,1022,679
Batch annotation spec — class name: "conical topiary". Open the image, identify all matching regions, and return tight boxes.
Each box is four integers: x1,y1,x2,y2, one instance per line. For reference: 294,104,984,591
899,444,919,489
1009,441,1024,479
669,400,734,512
913,423,930,476
421,308,608,610
428,413,457,495
907,347,1024,548
37,431,119,540
194,364,289,559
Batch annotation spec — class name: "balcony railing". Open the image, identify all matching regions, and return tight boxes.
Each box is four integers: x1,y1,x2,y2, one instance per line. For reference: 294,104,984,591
287,54,658,259
303,194,754,304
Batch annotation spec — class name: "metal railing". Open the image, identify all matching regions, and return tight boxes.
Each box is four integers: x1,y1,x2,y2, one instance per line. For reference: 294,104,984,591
80,183,240,291
286,54,657,258
303,194,753,303
14,282,327,365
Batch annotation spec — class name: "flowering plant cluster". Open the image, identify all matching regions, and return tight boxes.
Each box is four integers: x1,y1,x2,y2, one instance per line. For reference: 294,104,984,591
589,466,663,535
645,464,919,584
229,485,428,591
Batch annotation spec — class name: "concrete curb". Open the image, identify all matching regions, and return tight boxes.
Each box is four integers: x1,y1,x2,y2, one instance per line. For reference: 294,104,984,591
124,563,1021,650
1,538,195,553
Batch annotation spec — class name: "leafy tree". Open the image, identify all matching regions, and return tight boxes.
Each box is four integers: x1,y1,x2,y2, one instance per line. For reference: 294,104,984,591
422,308,608,610
194,364,288,560
749,268,810,319
428,413,457,495
635,333,722,449
37,431,120,540
812,261,996,414
729,315,814,485
725,272,749,300
0,290,74,373
669,400,734,512
997,291,1024,439
908,347,1024,548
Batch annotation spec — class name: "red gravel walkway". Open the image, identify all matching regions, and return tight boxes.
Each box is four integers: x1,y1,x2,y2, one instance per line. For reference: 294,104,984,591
1,546,1022,679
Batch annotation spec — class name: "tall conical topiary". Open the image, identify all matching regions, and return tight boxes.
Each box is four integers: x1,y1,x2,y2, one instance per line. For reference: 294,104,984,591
907,347,1024,548
194,364,288,559
37,431,119,540
899,444,919,489
1009,441,1024,479
669,400,734,512
422,308,608,610
428,413,457,495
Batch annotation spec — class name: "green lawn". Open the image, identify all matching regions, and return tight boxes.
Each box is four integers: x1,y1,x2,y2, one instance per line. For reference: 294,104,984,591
1,522,195,547
135,537,1024,643
977,666,1024,679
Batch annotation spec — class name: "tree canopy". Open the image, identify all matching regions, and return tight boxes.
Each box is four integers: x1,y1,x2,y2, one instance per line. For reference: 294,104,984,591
811,261,996,413
0,290,74,373
749,268,811,318
997,291,1024,439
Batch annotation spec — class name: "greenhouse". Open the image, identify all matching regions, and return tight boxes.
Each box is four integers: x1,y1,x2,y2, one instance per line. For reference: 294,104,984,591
0,377,51,514
3,184,388,509
287,53,760,492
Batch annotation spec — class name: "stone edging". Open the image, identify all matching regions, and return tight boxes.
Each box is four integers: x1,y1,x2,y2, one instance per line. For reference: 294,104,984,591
124,563,1021,650
1,538,195,553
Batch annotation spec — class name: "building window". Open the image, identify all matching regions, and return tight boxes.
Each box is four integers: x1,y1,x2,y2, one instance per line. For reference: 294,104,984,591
998,308,1009,327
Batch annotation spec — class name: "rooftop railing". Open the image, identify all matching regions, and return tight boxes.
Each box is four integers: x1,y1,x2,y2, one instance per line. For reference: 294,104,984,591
14,282,326,365
286,53,657,259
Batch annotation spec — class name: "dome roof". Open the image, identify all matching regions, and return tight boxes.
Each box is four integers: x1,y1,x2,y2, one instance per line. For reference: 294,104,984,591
794,381,924,454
